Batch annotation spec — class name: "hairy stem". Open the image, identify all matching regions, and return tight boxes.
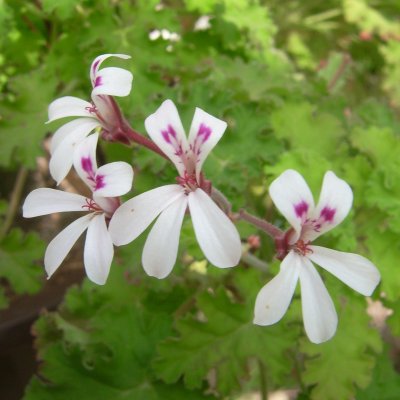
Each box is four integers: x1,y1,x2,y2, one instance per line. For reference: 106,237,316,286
239,209,283,239
0,167,28,240
210,186,231,214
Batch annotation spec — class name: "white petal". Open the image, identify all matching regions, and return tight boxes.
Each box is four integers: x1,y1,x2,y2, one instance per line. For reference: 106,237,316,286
269,170,315,242
188,107,227,181
305,171,353,241
72,133,99,191
50,117,99,154
142,195,188,279
144,100,190,176
93,195,120,217
109,185,185,246
47,96,93,123
23,188,88,217
188,188,241,268
44,214,92,278
90,54,131,83
93,162,134,197
308,246,380,296
50,119,99,184
91,67,133,97
84,214,114,285
254,250,301,325
299,257,338,344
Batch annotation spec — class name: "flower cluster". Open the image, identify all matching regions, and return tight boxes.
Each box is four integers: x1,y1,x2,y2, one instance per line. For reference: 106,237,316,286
23,54,380,343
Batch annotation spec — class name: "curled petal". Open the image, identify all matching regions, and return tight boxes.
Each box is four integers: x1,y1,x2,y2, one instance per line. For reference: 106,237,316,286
269,170,315,243
44,214,92,278
188,107,227,181
47,96,93,123
109,185,185,246
188,188,241,268
23,188,88,217
142,195,188,279
305,171,353,241
91,67,133,97
84,214,114,285
90,54,131,83
145,99,189,176
308,246,380,296
254,250,301,326
299,257,338,344
94,162,134,197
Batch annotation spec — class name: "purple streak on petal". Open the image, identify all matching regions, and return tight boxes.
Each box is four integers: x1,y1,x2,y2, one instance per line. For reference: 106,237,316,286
294,201,309,218
94,76,102,87
81,157,94,174
161,125,177,144
95,175,106,190
92,59,100,74
198,124,212,142
320,206,336,222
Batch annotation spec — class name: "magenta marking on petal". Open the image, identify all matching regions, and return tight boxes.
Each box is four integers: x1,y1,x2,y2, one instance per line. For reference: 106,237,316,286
161,125,177,143
294,201,309,218
320,206,336,222
81,157,94,174
92,59,100,74
95,174,106,190
94,76,102,87
197,123,212,142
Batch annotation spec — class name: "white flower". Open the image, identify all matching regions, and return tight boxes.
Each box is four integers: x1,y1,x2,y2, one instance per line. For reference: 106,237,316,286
109,99,241,279
22,134,134,285
254,170,380,344
47,54,133,184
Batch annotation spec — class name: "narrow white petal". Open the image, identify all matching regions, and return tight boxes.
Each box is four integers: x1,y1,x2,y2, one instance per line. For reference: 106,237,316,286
44,214,92,278
47,96,93,123
188,107,227,181
91,67,133,97
254,250,301,325
23,188,88,217
50,118,99,154
84,214,114,285
94,162,134,197
188,188,241,268
305,171,353,241
269,170,315,242
90,54,131,83
109,185,185,246
299,257,338,344
144,100,190,176
72,134,99,191
142,195,188,279
308,246,380,296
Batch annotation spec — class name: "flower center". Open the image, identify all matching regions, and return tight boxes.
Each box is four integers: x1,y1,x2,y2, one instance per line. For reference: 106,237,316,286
176,171,199,194
292,239,313,256
82,198,103,213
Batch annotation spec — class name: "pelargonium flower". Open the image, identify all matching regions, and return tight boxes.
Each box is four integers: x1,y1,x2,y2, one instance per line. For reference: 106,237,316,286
47,54,133,184
254,170,380,343
109,99,241,279
23,134,133,285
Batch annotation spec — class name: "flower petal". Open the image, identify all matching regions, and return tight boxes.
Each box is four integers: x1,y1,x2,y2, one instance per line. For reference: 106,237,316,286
93,162,134,197
308,246,380,296
254,250,301,326
142,195,188,279
109,185,185,246
144,99,190,176
299,257,338,344
188,107,227,181
44,214,92,278
90,54,131,83
72,133,99,191
50,117,99,154
188,188,241,268
47,96,93,123
23,188,88,217
305,171,353,241
50,119,99,184
84,214,114,285
91,67,133,97
269,170,315,242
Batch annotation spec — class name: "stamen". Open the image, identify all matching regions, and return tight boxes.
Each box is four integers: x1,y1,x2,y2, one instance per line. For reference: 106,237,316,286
82,198,103,212
293,239,313,256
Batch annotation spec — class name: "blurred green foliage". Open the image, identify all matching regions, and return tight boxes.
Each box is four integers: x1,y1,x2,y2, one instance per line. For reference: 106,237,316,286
0,0,400,398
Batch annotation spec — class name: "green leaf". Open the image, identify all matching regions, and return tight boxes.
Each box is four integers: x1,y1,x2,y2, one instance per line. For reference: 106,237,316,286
300,296,382,400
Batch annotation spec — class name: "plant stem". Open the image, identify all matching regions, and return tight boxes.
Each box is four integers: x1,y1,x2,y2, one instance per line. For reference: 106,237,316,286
0,167,28,240
210,186,231,214
258,359,268,400
239,209,283,239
